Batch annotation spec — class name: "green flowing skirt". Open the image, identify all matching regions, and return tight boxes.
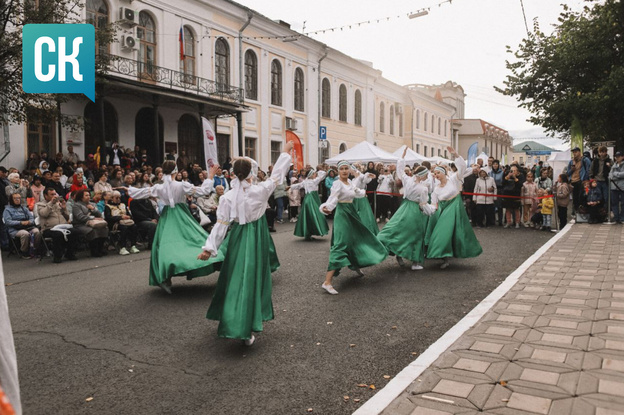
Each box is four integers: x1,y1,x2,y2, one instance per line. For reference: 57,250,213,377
149,204,219,286
377,199,428,263
294,191,329,238
425,195,483,259
353,197,379,235
206,217,280,340
328,202,388,271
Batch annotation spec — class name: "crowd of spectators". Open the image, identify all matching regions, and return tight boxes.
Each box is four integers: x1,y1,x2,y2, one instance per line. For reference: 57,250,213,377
2,142,623,263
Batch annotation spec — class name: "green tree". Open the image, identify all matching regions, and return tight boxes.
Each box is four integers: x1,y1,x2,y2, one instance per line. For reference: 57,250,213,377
497,0,624,149
0,0,114,129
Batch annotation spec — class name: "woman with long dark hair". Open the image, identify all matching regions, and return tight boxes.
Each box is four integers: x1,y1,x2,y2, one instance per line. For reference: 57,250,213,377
198,141,294,346
128,161,217,293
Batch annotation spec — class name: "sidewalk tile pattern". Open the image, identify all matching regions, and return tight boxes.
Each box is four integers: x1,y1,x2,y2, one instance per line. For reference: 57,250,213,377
381,224,624,415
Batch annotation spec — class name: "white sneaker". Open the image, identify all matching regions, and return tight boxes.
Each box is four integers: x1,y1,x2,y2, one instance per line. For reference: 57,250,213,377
244,335,255,346
523,222,529,228
411,263,423,271
440,259,450,269
353,267,364,277
515,223,520,229
503,223,509,228
159,282,172,295
293,217,298,222
322,283,338,295
119,247,130,255
396,257,405,267
130,245,140,254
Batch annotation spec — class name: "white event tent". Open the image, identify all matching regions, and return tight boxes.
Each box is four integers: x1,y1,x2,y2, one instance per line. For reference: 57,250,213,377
392,145,428,164
325,141,398,164
548,150,571,179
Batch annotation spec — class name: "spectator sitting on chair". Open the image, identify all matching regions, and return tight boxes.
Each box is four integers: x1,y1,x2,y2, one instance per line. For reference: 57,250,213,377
197,185,224,225
104,191,139,255
3,193,42,258
72,190,109,257
36,187,78,263
129,198,158,249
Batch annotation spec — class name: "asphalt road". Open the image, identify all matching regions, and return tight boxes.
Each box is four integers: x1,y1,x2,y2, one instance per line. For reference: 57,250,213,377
4,221,553,415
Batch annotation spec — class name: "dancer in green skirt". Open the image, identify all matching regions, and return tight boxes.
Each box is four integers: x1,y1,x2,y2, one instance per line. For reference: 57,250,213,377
198,141,294,346
352,166,380,235
425,146,483,269
378,147,434,271
128,162,218,294
291,168,329,240
318,161,387,295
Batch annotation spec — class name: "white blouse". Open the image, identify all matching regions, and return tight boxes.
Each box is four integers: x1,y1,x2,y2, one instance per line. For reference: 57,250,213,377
290,170,326,194
397,159,429,203
201,152,292,256
128,177,214,207
377,174,394,194
319,175,367,214
431,156,467,205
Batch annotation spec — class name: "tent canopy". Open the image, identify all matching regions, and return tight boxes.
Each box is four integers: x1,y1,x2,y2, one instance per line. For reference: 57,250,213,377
392,145,427,164
548,151,571,179
325,141,398,164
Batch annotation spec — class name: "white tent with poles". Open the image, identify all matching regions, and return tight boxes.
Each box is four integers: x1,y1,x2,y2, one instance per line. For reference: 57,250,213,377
392,145,428,164
548,149,571,179
325,141,398,164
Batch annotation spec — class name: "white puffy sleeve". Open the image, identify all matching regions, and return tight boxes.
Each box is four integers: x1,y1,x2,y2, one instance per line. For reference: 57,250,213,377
201,196,231,256
454,156,467,180
257,152,293,195
352,172,371,189
194,179,215,196
320,180,342,214
128,184,160,199
289,181,304,191
311,170,327,186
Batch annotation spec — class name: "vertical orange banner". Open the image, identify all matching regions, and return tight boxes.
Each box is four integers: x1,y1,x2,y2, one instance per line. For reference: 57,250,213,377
285,131,304,171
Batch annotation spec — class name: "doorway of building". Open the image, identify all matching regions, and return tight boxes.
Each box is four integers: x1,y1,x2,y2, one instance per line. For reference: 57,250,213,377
217,133,230,166
135,107,164,165
177,114,204,166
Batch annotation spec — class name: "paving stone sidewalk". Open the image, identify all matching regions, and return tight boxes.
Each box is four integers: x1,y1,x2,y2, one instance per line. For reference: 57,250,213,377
381,223,624,415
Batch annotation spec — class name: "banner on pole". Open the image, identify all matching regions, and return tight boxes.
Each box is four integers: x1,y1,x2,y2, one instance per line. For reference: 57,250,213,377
202,116,218,168
467,142,478,166
285,131,304,171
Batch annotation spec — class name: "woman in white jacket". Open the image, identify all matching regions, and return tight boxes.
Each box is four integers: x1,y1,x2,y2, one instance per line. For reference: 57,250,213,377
473,169,497,227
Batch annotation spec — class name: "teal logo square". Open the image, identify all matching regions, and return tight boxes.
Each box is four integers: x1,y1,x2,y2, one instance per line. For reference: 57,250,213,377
22,24,95,101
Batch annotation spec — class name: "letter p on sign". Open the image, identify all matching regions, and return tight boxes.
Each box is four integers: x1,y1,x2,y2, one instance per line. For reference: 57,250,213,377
23,24,95,101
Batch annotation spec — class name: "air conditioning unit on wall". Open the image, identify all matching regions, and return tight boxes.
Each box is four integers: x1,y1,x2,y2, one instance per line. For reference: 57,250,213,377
118,7,139,26
285,117,297,131
121,33,139,51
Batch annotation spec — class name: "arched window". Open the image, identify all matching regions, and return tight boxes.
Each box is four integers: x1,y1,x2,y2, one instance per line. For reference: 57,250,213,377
271,60,282,106
294,67,304,111
438,118,441,135
244,50,258,100
137,11,156,77
178,114,203,164
320,140,330,163
424,112,428,131
215,38,230,90
379,102,385,133
338,84,347,122
416,109,420,129
424,145,427,156
389,105,394,135
431,147,434,157
180,26,195,84
399,113,403,137
444,120,448,137
431,115,435,133
354,89,362,126
339,143,347,153
86,0,109,55
321,78,331,118
84,100,118,158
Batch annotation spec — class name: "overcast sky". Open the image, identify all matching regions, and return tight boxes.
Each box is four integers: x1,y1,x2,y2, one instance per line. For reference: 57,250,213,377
237,0,587,150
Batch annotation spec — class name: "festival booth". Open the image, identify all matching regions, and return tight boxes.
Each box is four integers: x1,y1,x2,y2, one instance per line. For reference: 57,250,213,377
325,141,398,164
548,150,571,179
392,145,428,164
427,156,451,164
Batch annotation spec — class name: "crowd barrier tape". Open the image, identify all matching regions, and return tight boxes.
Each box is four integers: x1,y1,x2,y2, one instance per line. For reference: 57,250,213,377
365,190,554,200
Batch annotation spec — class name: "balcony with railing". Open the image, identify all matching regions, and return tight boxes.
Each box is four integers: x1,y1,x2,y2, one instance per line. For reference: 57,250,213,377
101,54,244,104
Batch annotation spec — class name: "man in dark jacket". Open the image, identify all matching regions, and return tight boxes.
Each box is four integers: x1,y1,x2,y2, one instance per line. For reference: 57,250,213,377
463,164,479,224
590,145,612,203
129,198,158,249
567,147,592,214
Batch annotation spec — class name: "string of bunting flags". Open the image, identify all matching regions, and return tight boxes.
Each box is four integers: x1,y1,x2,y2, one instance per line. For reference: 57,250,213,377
156,0,456,42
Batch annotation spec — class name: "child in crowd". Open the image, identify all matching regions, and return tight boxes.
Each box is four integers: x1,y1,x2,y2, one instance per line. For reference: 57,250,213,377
532,188,545,229
540,188,554,231
585,179,604,223
521,172,538,227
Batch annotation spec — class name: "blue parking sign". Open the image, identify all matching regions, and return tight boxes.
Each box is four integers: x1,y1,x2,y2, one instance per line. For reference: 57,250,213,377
319,126,327,140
